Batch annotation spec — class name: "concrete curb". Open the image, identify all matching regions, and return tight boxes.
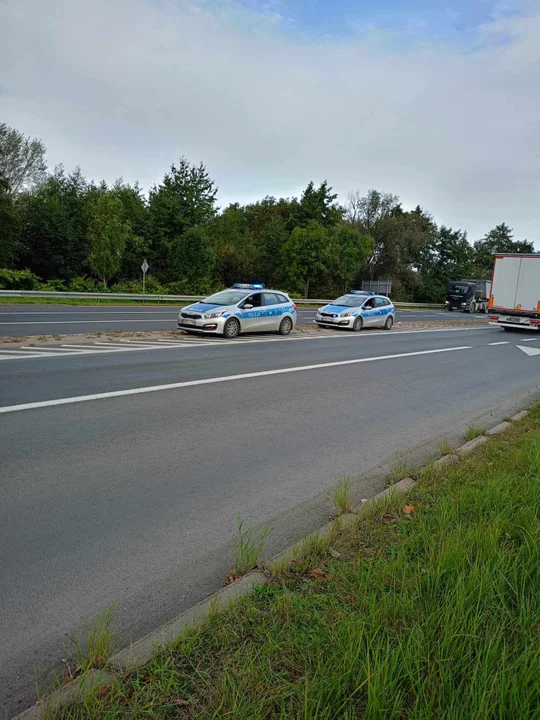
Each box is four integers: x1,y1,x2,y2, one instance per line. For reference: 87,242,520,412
456,435,489,455
487,421,511,436
12,408,534,719
13,669,112,720
110,571,267,671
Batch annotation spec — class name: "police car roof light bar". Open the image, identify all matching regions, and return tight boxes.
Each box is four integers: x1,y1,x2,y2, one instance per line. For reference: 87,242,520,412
233,283,265,290
349,289,373,295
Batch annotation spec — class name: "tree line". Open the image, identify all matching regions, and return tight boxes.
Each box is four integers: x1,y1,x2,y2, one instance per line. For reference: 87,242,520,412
0,122,535,301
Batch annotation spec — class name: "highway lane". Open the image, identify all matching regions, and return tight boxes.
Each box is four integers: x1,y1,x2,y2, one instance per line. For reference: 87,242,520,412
2,325,538,717
0,303,483,336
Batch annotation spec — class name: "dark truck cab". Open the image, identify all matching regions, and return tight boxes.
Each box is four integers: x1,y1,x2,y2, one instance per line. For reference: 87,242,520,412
446,280,491,313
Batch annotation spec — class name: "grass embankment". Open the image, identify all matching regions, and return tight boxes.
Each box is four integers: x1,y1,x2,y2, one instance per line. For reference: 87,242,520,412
0,297,185,307
53,407,540,719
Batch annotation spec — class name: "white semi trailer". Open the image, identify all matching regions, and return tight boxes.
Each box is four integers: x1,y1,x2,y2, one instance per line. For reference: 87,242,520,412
489,254,540,332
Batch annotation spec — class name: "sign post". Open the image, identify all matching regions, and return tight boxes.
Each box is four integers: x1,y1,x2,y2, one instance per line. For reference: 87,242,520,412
141,259,149,294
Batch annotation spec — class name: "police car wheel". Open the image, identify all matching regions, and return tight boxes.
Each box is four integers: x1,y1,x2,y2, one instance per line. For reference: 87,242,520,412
352,317,363,332
224,318,240,338
279,317,293,335
384,316,394,330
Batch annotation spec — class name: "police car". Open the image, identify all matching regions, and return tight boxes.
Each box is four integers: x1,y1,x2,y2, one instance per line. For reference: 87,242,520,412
178,284,297,338
315,290,395,331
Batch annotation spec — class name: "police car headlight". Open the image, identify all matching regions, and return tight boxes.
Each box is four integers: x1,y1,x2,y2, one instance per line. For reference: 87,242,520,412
203,311,226,319
340,312,351,317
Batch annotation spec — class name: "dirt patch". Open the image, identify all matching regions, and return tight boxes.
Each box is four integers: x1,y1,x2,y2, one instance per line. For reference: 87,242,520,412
0,319,488,351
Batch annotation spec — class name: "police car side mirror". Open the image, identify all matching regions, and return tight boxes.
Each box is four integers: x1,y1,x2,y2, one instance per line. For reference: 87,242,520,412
243,303,253,310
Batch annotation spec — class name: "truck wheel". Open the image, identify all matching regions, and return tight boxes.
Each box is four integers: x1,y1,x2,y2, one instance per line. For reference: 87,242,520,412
467,302,476,314
448,306,454,312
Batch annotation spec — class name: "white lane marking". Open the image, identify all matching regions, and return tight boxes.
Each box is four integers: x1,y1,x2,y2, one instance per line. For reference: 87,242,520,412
0,346,472,414
488,342,510,346
521,337,540,342
516,345,540,357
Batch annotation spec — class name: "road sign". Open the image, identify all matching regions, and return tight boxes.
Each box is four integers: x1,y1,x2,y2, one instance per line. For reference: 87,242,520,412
141,259,149,294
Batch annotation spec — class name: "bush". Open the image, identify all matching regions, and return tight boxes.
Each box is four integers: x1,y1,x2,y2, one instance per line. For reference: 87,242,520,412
68,276,99,293
39,279,67,291
0,268,42,290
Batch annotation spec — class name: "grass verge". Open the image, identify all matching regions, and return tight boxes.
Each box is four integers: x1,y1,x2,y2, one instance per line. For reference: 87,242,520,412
50,405,540,719
0,297,186,306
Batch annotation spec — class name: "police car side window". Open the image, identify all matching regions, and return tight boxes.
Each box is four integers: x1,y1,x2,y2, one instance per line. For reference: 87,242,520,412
243,293,262,308
363,299,375,309
374,297,385,307
263,293,280,306
276,294,289,304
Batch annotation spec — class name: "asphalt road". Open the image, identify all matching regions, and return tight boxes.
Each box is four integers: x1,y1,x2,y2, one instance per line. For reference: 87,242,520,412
1,325,539,717
0,303,484,337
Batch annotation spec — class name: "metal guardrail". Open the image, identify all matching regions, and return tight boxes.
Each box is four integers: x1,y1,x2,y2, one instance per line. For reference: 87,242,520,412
0,289,445,308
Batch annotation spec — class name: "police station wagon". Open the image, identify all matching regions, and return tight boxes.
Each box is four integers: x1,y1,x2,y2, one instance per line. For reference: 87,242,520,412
315,291,395,331
178,284,297,338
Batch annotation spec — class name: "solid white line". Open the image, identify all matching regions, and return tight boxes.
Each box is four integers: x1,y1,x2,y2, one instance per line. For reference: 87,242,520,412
488,341,510,346
0,346,472,414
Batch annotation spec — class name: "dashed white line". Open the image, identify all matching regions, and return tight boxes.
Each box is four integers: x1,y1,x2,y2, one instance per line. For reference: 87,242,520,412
488,341,510,346
0,345,472,414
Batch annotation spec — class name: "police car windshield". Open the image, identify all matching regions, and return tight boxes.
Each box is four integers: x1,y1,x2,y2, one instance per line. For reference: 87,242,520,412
332,294,369,308
204,290,250,306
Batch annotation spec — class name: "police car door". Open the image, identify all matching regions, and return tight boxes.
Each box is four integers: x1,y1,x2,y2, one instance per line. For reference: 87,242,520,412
361,297,378,326
239,292,264,332
373,297,388,326
262,292,282,331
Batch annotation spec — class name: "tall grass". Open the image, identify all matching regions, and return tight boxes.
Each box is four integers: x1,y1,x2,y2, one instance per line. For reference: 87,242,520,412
51,408,540,719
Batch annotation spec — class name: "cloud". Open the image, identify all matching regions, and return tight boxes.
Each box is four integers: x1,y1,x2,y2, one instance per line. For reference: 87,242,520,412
0,0,539,244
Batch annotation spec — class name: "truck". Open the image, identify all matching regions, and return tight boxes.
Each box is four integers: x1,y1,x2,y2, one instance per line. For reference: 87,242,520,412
488,254,540,332
445,279,491,313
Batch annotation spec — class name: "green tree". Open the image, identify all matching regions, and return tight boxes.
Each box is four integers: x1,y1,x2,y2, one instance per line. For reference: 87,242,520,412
291,181,343,230
173,226,215,289
329,224,374,294
87,194,131,285
18,166,92,280
281,220,331,297
149,158,217,280
473,224,535,278
0,178,20,266
210,203,259,286
110,180,150,280
416,226,474,302
346,190,436,300
0,123,47,194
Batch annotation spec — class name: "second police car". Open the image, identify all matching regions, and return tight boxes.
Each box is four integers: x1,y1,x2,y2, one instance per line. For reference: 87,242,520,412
315,290,395,331
178,284,297,338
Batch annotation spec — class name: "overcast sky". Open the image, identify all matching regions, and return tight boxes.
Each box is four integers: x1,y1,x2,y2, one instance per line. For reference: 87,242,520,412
1,0,539,244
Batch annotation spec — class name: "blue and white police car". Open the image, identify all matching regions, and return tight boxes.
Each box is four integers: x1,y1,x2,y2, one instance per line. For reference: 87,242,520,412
178,284,297,338
315,290,395,331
